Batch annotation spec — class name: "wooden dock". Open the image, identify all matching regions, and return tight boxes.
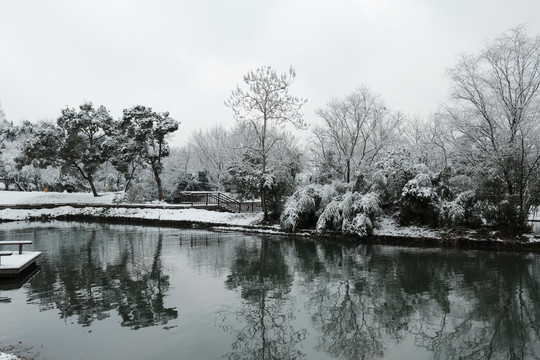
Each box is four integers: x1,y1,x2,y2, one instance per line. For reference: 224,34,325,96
0,251,41,277
0,241,41,278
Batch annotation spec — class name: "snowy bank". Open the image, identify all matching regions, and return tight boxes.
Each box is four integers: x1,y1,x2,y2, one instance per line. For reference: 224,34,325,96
0,353,21,360
1,191,539,250
0,191,262,227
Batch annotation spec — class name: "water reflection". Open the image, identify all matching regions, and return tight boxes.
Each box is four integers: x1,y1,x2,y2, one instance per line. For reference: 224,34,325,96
293,244,540,360
1,224,539,360
25,227,178,329
219,238,307,360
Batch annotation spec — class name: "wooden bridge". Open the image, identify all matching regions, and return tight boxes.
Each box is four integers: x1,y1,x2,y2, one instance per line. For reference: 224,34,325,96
177,192,262,213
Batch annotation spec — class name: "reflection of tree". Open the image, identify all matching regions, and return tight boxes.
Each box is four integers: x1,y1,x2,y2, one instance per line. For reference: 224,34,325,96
17,225,540,359
408,252,540,360
311,280,383,360
26,227,177,330
220,239,306,360
301,244,389,360
294,243,540,360
116,233,177,329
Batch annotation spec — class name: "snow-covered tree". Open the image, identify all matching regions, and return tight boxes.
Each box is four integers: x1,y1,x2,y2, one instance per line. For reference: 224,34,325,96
118,105,179,201
399,114,453,170
0,111,7,178
226,66,307,220
448,26,540,231
399,168,440,226
314,86,402,183
16,102,112,196
190,125,233,191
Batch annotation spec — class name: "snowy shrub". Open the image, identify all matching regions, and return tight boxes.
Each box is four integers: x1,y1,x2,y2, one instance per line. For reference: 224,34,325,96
439,190,482,228
105,174,117,192
455,191,482,226
471,166,530,231
370,149,416,208
357,192,382,218
316,191,381,236
167,171,214,203
280,180,381,235
318,183,339,215
400,171,440,226
316,199,342,232
439,200,465,227
118,182,152,203
280,181,347,232
295,172,313,186
401,173,436,200
480,195,530,232
449,174,475,195
263,165,296,219
280,184,321,232
338,192,357,220
342,213,372,237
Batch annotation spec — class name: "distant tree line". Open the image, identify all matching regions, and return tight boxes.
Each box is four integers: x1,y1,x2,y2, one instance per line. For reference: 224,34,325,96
2,26,540,235
281,26,540,235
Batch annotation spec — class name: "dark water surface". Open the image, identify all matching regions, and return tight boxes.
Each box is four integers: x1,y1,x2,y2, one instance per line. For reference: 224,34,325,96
0,222,539,360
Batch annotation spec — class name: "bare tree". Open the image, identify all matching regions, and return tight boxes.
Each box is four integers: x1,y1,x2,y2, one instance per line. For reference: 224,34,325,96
400,113,452,169
226,66,307,220
190,125,232,191
447,26,540,228
314,86,401,183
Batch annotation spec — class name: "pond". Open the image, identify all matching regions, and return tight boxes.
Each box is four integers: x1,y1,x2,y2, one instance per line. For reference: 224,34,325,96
0,222,539,360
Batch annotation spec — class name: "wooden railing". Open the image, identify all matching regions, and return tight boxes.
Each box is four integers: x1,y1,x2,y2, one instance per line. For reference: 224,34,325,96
177,192,262,213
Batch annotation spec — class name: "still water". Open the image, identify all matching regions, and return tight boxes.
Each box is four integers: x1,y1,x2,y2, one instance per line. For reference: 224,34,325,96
0,222,539,360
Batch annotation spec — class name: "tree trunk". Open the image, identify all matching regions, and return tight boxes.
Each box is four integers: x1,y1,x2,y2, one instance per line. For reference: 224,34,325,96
261,114,269,221
75,165,98,197
123,163,138,192
152,162,164,201
261,189,268,221
87,174,98,197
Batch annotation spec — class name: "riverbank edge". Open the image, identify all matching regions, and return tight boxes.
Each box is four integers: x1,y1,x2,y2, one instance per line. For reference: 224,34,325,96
2,210,539,252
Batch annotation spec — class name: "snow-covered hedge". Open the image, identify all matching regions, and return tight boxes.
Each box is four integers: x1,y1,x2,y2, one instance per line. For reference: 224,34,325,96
399,171,440,225
280,179,382,237
316,191,381,236
439,190,482,227
280,183,339,232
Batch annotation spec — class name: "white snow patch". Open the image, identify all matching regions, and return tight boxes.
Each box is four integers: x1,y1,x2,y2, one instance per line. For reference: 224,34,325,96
0,191,262,226
0,191,118,205
374,216,442,239
0,353,21,360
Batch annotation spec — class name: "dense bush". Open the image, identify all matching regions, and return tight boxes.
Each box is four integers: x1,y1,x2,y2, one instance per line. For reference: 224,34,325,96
399,171,440,226
438,190,482,228
280,183,338,232
280,180,381,237
316,191,381,236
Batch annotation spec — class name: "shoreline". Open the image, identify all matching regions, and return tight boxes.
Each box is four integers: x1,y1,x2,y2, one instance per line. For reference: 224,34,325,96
1,205,539,252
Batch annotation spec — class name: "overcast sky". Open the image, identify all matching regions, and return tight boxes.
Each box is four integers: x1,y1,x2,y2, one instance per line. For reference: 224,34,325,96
2,0,540,146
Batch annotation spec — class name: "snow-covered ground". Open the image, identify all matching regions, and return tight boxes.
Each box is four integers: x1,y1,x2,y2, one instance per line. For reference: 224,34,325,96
0,191,263,226
0,190,119,205
1,190,539,245
0,353,21,360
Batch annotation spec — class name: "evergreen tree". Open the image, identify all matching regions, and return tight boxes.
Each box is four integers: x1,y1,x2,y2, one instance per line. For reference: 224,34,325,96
16,102,112,196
